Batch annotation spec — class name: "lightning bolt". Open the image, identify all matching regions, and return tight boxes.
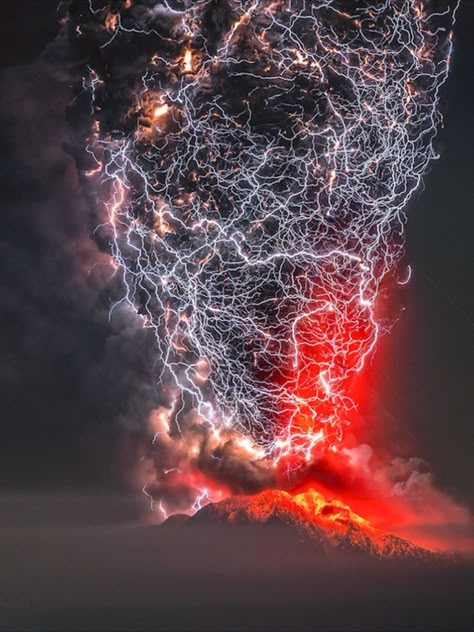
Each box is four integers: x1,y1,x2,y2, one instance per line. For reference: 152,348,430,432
71,0,458,508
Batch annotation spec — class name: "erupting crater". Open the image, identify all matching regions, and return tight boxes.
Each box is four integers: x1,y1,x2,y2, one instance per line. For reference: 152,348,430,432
165,488,432,559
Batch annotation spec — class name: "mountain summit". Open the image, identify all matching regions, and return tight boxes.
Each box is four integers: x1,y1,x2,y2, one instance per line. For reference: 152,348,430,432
168,488,430,559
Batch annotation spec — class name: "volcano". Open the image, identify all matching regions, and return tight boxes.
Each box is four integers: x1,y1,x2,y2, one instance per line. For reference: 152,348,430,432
163,488,431,560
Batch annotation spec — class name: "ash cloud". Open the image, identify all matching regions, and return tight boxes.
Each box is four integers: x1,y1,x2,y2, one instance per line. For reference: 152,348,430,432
0,43,158,490
0,11,277,500
140,405,276,517
58,0,472,551
64,0,460,454
3,0,469,556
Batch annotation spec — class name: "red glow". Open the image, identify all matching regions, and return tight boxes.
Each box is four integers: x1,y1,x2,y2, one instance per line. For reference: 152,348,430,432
273,448,473,553
274,282,376,463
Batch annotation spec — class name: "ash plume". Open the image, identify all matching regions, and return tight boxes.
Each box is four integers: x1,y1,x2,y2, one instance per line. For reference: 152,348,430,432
64,0,465,536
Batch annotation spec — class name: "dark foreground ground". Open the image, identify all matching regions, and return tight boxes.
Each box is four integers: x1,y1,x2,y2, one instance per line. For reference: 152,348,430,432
1,494,472,632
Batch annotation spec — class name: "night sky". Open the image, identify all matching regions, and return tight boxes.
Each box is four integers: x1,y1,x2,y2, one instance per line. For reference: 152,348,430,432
0,2,473,630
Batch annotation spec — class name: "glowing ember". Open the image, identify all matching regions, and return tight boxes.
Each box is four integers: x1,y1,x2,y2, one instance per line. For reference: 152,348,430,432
153,103,169,120
182,48,194,74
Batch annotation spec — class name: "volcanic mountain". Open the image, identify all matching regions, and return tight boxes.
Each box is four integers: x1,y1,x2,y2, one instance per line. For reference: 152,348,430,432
164,488,431,560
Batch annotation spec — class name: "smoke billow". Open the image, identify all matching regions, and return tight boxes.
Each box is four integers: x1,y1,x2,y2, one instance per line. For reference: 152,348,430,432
57,0,472,551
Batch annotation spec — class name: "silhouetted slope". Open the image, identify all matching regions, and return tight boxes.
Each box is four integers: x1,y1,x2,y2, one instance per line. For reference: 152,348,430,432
167,488,431,559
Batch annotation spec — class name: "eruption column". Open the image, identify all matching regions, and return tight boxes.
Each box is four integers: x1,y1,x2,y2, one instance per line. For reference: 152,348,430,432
71,1,458,470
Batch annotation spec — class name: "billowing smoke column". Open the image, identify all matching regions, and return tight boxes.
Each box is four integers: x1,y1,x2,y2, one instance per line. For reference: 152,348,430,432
68,1,458,514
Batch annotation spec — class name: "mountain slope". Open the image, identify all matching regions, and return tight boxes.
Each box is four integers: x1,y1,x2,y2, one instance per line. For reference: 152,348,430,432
170,488,430,559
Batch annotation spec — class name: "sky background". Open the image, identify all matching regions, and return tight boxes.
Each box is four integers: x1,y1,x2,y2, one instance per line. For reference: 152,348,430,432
0,0,472,513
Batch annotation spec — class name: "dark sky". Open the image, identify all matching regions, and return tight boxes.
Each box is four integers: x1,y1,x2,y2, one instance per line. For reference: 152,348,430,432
0,0,472,510
370,0,474,507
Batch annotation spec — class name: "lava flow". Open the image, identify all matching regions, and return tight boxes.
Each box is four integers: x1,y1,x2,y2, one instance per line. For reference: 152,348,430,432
67,0,465,545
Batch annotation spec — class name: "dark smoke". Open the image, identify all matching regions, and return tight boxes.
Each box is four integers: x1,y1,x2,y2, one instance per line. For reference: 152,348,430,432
0,39,158,491
60,0,466,523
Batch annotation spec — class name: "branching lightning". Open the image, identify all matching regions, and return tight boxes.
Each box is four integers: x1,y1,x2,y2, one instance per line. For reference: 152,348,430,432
71,0,458,495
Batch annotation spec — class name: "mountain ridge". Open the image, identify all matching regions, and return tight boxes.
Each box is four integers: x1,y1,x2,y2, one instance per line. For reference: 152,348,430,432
161,488,432,559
